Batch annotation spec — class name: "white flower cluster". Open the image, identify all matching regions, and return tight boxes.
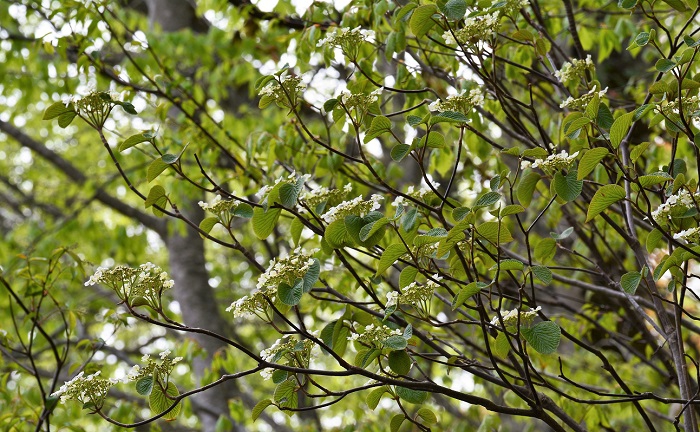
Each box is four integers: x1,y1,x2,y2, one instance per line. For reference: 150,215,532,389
226,248,319,318
554,55,594,83
673,227,700,243
84,263,174,305
531,150,579,174
259,76,306,108
126,351,182,383
347,323,403,347
491,306,541,327
50,371,116,406
316,26,375,54
443,12,500,46
559,85,608,110
335,88,383,116
198,194,241,213
257,172,311,199
386,275,441,310
321,194,384,223
651,189,699,224
299,183,353,209
51,349,184,408
655,96,700,117
494,0,529,17
429,88,485,114
258,337,315,380
256,247,318,291
406,183,440,201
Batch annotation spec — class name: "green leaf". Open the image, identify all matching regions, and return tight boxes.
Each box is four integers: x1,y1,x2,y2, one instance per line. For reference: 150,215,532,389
135,376,154,395
511,29,534,42
522,148,549,159
585,93,600,120
390,415,405,432
577,148,609,180
649,81,670,95
233,203,254,218
356,348,381,368
251,399,272,421
367,387,388,410
360,217,389,241
395,386,428,404
145,185,166,208
325,219,350,248
396,2,418,21
609,112,634,148
430,110,469,125
199,217,219,235
279,183,299,207
364,116,393,142
492,259,524,271
553,170,583,202
406,114,423,126
119,133,152,152
439,0,467,20
661,0,687,12
452,281,486,309
278,279,304,306
500,204,525,217
409,5,438,37
252,207,281,239
403,324,413,339
493,332,510,358
43,101,74,120
271,369,288,384
564,116,590,138
621,271,642,294
475,191,501,207
597,104,614,129
376,243,409,276
302,259,320,293
383,335,408,350
323,98,338,113
630,142,650,164
402,207,419,231
655,58,676,72
399,266,419,289
618,0,637,9
161,153,179,164
120,102,138,115
254,75,275,91
57,111,77,128
516,172,541,206
476,221,513,244
586,184,626,222
634,31,650,46
522,321,561,354
388,350,412,375
531,265,553,285
646,228,663,252
147,158,169,182
391,144,412,161
535,238,557,263
638,172,672,188
149,382,181,421
416,407,438,425
290,217,304,246
274,380,297,407
437,231,464,257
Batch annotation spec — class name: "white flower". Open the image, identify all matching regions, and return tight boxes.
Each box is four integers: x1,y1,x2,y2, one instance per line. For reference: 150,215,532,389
159,349,171,359
386,291,399,307
531,150,579,174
